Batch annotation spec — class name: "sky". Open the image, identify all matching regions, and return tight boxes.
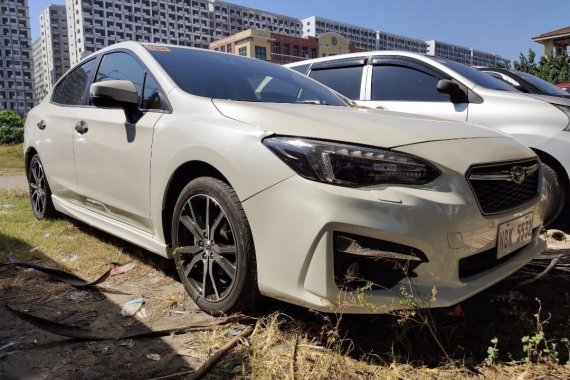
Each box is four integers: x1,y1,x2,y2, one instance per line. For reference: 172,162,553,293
29,0,570,62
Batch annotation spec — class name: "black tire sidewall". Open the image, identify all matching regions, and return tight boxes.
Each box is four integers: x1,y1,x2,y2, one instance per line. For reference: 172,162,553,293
542,163,565,227
171,177,252,314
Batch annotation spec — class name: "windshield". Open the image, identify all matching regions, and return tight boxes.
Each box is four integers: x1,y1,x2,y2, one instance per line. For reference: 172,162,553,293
434,58,517,92
515,71,568,96
147,46,347,106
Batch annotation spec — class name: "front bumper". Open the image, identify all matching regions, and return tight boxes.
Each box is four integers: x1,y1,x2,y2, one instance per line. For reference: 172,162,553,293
243,137,547,313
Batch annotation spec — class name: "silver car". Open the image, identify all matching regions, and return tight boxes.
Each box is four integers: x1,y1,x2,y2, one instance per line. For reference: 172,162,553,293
287,52,570,226
24,42,546,314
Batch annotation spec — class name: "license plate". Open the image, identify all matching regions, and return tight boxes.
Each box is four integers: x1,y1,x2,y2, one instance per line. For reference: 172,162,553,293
497,212,533,259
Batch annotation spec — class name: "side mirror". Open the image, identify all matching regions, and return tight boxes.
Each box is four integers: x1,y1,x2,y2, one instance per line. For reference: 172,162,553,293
437,79,468,104
90,80,142,124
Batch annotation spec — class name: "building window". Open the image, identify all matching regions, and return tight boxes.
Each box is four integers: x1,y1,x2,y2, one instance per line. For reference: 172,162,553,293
272,41,280,54
311,48,317,58
283,43,289,55
254,45,266,60
238,46,247,56
292,45,299,56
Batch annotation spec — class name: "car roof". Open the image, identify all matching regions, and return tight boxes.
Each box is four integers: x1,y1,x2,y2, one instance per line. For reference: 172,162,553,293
285,50,436,67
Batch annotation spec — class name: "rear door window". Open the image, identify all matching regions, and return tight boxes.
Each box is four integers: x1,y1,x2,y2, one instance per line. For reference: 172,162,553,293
309,66,364,100
371,65,449,102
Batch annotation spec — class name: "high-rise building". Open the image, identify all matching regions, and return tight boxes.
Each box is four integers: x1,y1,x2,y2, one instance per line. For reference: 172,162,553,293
34,4,70,103
32,38,44,103
66,0,303,66
377,30,427,54
426,40,502,67
0,0,34,114
301,16,377,51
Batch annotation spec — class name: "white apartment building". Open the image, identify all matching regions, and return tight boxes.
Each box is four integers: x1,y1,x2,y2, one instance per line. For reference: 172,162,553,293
66,0,303,66
426,40,502,67
302,16,377,51
34,4,70,103
32,38,44,103
0,0,34,114
377,30,426,54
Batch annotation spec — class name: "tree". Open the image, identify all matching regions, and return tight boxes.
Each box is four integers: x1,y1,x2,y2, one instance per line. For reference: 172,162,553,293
513,49,539,75
513,48,570,84
0,110,24,144
495,58,512,69
537,51,570,84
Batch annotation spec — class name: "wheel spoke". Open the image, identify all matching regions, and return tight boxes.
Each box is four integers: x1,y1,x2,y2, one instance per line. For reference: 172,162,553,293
201,259,208,298
30,182,38,190
214,245,236,254
179,215,203,241
32,164,40,184
210,211,225,236
205,197,210,238
208,259,220,300
214,254,236,280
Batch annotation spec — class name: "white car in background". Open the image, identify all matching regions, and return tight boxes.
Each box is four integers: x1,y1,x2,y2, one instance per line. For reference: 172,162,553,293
24,42,546,314
287,52,570,226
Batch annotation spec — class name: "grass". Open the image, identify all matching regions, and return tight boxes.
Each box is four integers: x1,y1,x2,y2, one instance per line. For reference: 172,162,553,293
0,144,25,176
1,188,569,378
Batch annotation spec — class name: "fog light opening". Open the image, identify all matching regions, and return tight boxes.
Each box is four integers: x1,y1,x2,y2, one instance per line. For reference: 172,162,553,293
334,233,427,291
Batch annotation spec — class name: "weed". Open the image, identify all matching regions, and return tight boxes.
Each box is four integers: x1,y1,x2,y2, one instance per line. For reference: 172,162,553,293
485,337,499,366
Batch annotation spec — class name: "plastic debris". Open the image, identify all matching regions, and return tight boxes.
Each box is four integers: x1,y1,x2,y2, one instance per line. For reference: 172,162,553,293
226,327,242,337
68,291,90,303
121,298,144,317
111,263,135,275
117,339,134,348
2,204,13,209
146,353,161,361
63,254,79,262
136,307,148,319
44,233,51,238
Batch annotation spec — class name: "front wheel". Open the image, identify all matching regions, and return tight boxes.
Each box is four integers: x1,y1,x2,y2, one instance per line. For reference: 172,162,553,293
28,154,56,220
171,177,260,314
542,163,565,227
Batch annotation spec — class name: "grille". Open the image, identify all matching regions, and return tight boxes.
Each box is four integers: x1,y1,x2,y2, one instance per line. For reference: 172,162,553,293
467,159,540,215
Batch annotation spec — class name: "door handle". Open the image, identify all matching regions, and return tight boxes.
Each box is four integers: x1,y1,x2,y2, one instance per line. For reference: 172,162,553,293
36,120,46,130
75,121,88,134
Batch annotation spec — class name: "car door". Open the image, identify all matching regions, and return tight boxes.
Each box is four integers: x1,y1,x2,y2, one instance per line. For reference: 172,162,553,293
362,57,468,122
35,58,98,200
73,50,165,232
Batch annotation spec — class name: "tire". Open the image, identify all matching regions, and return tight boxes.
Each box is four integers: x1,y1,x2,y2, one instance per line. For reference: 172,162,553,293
171,177,260,314
28,154,56,220
542,163,565,227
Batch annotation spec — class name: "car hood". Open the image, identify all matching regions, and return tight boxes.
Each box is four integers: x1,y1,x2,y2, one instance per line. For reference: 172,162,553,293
523,93,570,106
212,99,502,148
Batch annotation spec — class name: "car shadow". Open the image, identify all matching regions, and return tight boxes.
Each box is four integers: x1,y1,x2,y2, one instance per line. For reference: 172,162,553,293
0,232,195,379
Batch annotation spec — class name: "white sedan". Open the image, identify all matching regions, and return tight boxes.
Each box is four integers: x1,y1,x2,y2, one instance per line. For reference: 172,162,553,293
24,42,546,314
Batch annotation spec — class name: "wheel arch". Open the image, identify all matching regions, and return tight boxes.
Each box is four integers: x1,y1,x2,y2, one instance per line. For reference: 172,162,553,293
531,148,570,188
24,146,38,179
161,160,231,247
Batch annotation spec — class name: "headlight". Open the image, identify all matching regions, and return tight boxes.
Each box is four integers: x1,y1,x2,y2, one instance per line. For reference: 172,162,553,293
263,136,440,187
553,104,570,131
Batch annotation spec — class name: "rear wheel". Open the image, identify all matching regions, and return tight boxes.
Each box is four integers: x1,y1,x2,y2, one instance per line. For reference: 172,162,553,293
171,177,259,314
542,163,565,227
28,154,56,220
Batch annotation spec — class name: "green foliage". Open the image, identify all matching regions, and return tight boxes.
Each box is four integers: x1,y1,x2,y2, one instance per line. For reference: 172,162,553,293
485,337,499,365
0,110,24,144
537,52,570,84
513,49,570,84
495,58,512,69
514,49,539,75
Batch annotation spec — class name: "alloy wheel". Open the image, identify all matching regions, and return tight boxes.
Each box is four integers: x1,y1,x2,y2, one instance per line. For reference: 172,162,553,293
29,159,47,216
176,194,237,302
